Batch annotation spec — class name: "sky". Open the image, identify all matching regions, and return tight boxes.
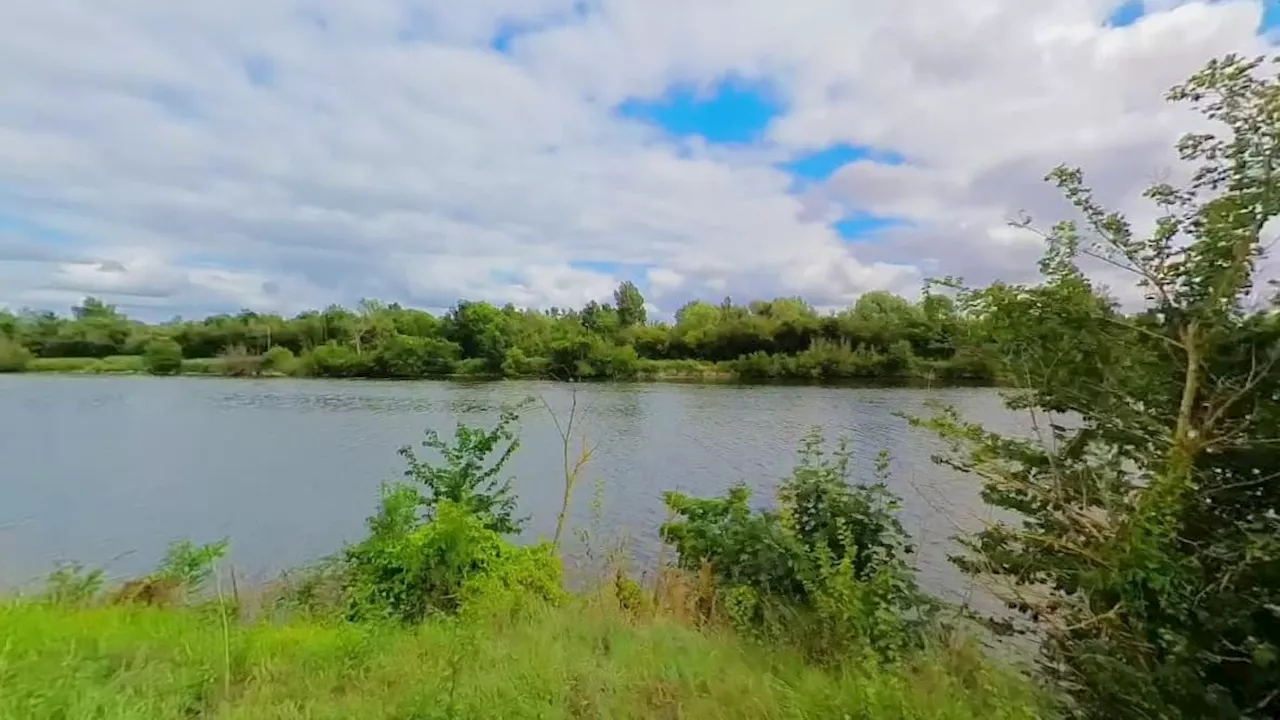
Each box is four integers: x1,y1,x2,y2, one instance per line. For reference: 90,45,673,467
1,1,1279,320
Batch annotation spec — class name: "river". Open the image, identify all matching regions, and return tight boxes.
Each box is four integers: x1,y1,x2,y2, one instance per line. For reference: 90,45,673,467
0,375,1023,607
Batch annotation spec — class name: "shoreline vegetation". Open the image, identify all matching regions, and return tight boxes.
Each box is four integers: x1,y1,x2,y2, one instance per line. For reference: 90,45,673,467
5,56,1280,719
0,279,1002,386
10,353,995,387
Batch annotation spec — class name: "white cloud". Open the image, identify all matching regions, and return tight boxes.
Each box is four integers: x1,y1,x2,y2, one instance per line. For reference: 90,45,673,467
0,0,1274,318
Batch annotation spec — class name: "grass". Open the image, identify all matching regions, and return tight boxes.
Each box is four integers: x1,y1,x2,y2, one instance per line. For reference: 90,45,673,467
637,358,733,381
180,358,226,374
0,595,1045,720
26,356,145,374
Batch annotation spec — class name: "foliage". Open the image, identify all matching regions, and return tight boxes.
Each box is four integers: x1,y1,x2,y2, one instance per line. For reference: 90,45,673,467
217,344,262,377
150,538,230,592
0,278,997,384
261,345,296,374
613,280,648,328
141,337,184,375
0,335,32,372
397,407,526,535
370,335,460,377
298,341,371,378
39,562,105,606
343,495,563,623
661,430,934,662
918,54,1280,719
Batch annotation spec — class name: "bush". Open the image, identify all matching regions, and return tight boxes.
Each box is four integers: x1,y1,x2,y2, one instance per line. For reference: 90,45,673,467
218,344,263,377
585,340,640,379
397,407,525,535
344,495,562,622
298,342,371,378
732,350,781,379
918,56,1280,719
499,348,549,378
261,346,296,375
342,406,561,623
661,430,933,662
0,336,32,372
141,338,184,375
370,335,460,377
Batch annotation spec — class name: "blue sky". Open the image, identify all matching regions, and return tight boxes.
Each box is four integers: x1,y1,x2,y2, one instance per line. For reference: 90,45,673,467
2,1,1279,317
619,79,910,241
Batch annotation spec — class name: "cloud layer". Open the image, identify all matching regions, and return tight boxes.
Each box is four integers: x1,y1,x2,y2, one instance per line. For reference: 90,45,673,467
0,1,1275,318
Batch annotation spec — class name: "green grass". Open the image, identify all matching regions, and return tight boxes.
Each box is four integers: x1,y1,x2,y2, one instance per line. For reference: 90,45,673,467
180,357,226,375
26,356,144,374
0,598,1045,719
637,358,733,381
26,356,104,373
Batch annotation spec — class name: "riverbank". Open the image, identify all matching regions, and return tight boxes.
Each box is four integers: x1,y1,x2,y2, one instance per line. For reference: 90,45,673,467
0,586,1043,719
14,354,993,386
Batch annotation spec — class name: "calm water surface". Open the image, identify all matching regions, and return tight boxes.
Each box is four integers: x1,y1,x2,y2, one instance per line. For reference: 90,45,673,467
0,376,1023,605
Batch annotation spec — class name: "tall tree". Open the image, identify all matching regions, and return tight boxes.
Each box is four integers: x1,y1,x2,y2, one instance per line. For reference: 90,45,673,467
922,54,1280,719
613,281,647,328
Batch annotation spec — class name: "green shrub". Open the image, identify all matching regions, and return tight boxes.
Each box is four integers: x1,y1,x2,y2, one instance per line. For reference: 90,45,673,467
0,336,32,372
261,346,296,375
370,335,460,377
344,495,562,622
298,342,371,378
453,357,492,376
39,562,105,606
150,538,229,592
661,430,933,662
499,348,549,378
732,350,781,379
918,56,1280,719
342,407,558,623
585,340,640,379
397,407,525,535
141,338,184,375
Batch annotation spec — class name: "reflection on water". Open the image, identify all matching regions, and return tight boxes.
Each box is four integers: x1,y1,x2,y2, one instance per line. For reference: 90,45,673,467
0,375,1021,610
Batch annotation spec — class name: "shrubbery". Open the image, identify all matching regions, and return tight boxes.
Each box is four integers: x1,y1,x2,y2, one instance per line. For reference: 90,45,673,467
217,344,263,377
919,55,1280,719
141,338,183,375
338,405,563,623
261,345,296,374
344,493,562,622
0,336,32,372
661,430,933,662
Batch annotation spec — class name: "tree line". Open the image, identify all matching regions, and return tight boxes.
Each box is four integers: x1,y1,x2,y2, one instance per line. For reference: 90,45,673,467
0,282,1000,382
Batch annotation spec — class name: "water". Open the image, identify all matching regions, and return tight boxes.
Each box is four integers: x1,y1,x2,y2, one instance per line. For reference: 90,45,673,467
0,375,1022,606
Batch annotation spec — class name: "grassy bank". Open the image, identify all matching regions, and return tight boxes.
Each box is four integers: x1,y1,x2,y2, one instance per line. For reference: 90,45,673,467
0,592,1043,720
13,354,985,386
25,356,227,376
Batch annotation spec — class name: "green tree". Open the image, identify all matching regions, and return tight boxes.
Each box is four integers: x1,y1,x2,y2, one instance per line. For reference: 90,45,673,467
613,281,647,328
920,54,1280,719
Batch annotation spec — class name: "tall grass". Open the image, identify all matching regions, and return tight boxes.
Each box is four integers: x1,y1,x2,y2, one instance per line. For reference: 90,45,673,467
0,593,1045,720
26,356,145,373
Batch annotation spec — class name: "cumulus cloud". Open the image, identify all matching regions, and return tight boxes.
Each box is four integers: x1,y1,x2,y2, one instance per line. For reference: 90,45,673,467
0,0,1275,318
